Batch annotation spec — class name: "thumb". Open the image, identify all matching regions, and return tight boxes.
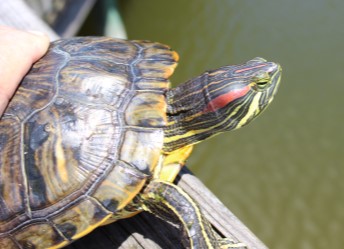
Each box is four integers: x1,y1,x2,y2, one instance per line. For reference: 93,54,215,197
0,26,50,115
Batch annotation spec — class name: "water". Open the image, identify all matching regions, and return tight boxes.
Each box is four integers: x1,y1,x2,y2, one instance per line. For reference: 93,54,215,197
118,1,344,248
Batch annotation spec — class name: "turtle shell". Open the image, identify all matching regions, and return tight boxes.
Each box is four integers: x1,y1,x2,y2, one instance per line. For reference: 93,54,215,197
0,37,178,248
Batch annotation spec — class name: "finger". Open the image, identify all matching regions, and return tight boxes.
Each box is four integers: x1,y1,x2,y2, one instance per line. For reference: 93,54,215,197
0,26,50,115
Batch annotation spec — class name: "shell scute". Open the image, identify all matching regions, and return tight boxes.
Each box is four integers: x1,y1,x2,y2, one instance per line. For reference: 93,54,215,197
0,237,17,248
125,92,167,127
5,50,63,122
14,222,67,249
133,42,178,81
52,198,112,240
58,58,130,108
54,37,137,64
0,118,25,224
92,160,149,212
120,129,164,174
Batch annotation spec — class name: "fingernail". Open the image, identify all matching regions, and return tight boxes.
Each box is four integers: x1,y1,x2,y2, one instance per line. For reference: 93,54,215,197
27,30,47,37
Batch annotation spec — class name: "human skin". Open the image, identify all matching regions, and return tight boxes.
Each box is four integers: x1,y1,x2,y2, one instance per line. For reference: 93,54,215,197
0,26,49,115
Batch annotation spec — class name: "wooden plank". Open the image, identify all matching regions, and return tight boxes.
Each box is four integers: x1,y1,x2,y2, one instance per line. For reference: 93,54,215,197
0,3,268,248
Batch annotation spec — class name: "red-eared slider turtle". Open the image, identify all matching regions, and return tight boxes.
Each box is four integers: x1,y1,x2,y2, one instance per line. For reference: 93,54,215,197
0,37,281,249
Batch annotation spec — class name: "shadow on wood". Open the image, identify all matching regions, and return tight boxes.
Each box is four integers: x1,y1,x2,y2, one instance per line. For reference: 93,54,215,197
66,211,188,249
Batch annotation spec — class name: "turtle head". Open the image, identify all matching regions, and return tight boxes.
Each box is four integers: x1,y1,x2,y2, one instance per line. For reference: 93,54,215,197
203,57,282,129
164,57,281,152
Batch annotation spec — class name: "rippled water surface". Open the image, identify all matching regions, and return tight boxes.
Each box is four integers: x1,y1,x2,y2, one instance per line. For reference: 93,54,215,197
119,1,344,248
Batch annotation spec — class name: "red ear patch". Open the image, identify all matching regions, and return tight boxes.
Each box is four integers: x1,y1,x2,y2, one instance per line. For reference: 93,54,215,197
203,85,251,113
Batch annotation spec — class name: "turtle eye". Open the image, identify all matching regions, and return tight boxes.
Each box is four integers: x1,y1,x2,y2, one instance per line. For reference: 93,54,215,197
252,72,271,90
256,80,269,89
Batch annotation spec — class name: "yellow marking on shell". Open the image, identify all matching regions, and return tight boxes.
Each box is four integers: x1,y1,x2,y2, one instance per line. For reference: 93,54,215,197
172,50,179,62
46,241,69,249
165,51,179,77
71,213,112,241
98,179,144,210
55,129,69,184
125,93,167,127
101,210,140,226
121,181,147,208
159,146,193,182
14,222,70,249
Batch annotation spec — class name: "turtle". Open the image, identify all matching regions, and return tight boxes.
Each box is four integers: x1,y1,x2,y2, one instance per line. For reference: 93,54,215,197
0,37,281,249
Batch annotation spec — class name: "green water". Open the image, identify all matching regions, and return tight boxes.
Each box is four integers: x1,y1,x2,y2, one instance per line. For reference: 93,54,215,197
117,1,344,248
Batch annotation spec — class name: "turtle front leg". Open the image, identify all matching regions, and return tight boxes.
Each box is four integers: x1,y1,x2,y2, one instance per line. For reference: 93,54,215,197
139,180,246,249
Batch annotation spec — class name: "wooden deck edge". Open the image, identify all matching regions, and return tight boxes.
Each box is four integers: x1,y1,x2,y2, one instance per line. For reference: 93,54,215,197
0,2,268,248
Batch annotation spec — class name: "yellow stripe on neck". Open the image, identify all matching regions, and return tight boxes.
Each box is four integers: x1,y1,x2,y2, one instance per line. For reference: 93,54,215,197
237,92,262,128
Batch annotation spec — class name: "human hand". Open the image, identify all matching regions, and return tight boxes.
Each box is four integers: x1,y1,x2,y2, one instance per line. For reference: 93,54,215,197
0,26,49,116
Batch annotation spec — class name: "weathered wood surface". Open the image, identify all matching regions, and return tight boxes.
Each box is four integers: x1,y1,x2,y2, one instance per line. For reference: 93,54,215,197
0,1,268,248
